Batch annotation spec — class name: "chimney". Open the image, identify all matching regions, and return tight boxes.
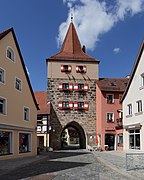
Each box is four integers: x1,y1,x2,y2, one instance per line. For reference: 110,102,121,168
82,45,86,53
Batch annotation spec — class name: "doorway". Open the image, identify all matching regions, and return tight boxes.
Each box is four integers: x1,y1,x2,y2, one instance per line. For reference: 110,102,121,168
105,134,115,150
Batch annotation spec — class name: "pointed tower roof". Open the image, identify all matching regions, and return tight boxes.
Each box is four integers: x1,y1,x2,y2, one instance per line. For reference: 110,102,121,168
50,22,98,62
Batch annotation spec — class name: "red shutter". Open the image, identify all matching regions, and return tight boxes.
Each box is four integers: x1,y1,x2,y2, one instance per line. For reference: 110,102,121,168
84,102,89,111
58,101,63,110
83,66,87,73
59,83,63,91
68,65,72,72
76,66,79,73
84,84,88,92
61,65,64,72
74,102,78,110
69,83,73,91
69,102,73,110
74,83,78,92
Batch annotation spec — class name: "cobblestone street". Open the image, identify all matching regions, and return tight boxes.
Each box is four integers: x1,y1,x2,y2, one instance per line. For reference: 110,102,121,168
0,150,136,180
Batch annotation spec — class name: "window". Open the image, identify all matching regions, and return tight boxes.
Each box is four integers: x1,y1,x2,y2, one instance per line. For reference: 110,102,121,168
61,65,72,72
129,129,140,150
127,104,132,115
141,73,144,87
19,133,31,153
136,100,142,113
15,78,22,91
106,94,114,104
78,102,84,108
119,95,122,103
74,83,88,92
74,102,89,111
107,112,114,122
58,101,73,110
0,131,12,155
59,83,73,91
0,68,5,84
62,101,69,108
6,47,15,61
118,134,123,146
24,107,30,121
76,65,86,73
0,97,6,115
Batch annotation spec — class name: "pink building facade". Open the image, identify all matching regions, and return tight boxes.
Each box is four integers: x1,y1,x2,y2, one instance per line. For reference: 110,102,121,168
96,78,128,151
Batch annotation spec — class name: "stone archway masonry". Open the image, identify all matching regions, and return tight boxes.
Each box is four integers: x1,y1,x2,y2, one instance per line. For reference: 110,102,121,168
48,78,96,150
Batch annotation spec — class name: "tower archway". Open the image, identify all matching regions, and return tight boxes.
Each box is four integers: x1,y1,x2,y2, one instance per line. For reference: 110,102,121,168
61,121,86,149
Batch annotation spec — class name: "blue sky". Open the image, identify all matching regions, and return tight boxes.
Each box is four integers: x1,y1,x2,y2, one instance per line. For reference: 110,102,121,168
0,0,144,91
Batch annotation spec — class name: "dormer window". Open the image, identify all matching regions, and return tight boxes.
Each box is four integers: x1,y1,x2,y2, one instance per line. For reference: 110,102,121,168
106,94,114,104
76,65,86,73
61,65,72,73
58,101,73,110
74,83,88,92
59,83,73,91
6,47,15,61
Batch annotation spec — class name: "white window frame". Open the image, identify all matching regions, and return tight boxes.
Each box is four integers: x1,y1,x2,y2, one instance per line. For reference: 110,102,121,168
0,96,7,115
106,112,114,122
6,46,15,62
106,94,114,104
136,100,143,113
24,107,30,121
0,67,5,84
15,77,22,91
141,73,144,87
127,104,132,115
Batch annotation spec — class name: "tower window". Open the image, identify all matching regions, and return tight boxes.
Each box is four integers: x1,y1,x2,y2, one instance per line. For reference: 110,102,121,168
61,65,72,72
76,65,86,73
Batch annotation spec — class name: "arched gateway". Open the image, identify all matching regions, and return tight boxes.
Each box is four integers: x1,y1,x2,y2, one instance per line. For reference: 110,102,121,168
61,121,86,149
47,21,99,150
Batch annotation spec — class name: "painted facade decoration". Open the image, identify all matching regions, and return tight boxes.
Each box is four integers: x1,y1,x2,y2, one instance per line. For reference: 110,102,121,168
0,28,38,159
47,22,99,150
122,40,144,151
96,78,128,151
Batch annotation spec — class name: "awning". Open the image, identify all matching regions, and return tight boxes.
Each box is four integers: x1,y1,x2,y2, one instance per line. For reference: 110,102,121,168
124,123,142,130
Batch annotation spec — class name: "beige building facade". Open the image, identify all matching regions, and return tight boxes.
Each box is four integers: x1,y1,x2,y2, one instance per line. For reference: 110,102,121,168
0,28,38,159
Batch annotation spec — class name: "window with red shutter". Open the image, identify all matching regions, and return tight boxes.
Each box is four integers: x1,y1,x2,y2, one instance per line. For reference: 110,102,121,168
58,101,63,110
76,65,87,73
74,83,78,92
59,83,63,91
74,102,78,110
61,65,72,73
84,102,89,111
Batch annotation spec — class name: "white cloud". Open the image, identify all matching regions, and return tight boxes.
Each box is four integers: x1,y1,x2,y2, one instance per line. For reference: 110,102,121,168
57,0,144,51
113,48,121,54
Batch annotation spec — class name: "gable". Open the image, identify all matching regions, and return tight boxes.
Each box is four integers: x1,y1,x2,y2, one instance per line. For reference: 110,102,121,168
122,40,144,102
0,28,39,110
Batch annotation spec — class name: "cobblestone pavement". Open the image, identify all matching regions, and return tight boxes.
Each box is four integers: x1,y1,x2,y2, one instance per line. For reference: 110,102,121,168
0,150,136,180
94,151,144,180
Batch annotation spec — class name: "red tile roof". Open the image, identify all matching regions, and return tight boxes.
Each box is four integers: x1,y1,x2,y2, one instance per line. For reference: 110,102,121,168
96,78,129,92
34,91,50,114
50,22,99,62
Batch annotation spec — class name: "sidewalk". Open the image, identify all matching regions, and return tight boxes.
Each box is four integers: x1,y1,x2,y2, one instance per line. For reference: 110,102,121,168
93,150,144,180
